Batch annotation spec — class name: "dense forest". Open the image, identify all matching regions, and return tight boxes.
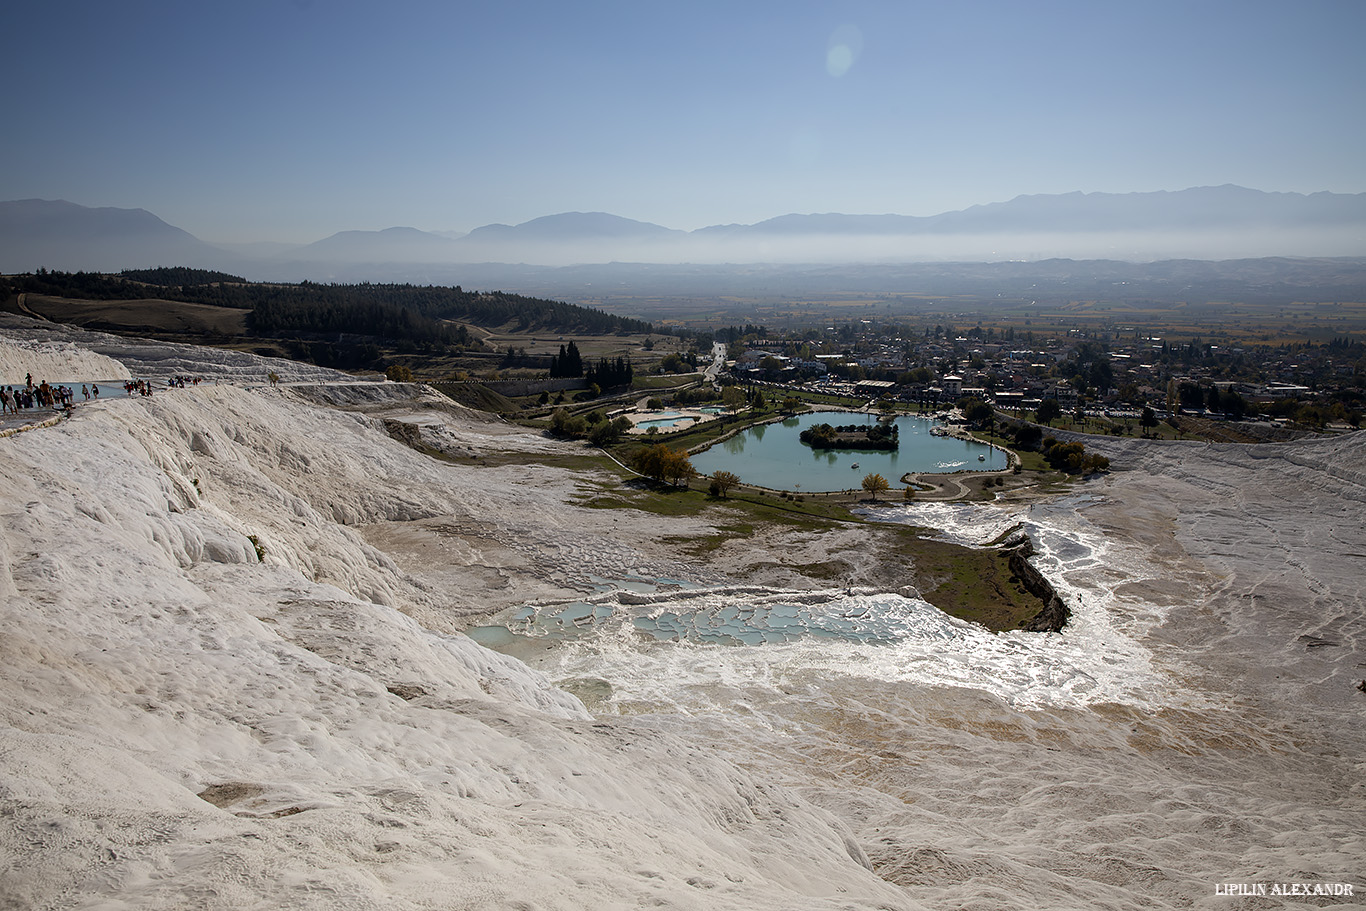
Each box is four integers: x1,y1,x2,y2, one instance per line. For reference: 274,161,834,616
3,268,655,353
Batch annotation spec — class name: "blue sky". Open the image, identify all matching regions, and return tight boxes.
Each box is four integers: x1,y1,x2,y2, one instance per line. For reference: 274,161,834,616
5,0,1364,243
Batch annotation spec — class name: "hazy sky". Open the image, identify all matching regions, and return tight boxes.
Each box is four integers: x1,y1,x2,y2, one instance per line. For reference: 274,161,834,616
6,0,1365,243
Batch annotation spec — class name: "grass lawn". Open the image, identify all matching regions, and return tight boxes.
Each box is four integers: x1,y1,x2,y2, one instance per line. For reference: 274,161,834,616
899,533,1051,630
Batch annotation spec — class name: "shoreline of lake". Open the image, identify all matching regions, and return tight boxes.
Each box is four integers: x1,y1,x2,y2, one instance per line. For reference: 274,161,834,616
690,409,1010,492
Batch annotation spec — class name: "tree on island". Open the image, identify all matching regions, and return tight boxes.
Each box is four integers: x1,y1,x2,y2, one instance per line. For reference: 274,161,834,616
800,422,899,451
861,472,890,501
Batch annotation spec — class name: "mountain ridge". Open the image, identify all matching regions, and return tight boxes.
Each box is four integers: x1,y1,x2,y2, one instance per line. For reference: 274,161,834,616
0,198,231,273
3,186,1364,274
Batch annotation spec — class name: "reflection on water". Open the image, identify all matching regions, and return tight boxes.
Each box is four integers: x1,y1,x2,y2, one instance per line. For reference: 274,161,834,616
471,588,959,651
692,411,1006,491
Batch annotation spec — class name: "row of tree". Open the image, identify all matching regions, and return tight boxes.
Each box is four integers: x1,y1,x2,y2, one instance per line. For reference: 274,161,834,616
1174,382,1250,418
584,356,634,389
547,343,634,388
119,267,248,287
548,342,583,377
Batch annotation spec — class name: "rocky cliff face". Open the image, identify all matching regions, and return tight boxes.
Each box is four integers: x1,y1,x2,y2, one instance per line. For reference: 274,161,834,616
1003,535,1072,633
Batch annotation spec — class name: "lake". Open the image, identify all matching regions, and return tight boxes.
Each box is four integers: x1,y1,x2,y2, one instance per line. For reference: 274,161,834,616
689,410,1007,492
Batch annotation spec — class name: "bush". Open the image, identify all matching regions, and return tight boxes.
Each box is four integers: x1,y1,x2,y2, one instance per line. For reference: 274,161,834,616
587,416,632,447
1014,424,1043,450
549,408,588,439
632,444,695,487
962,399,994,426
710,470,741,498
861,473,891,500
1039,438,1110,474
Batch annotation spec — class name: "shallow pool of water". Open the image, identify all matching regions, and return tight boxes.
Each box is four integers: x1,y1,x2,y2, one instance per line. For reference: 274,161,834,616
466,500,1172,713
636,413,696,430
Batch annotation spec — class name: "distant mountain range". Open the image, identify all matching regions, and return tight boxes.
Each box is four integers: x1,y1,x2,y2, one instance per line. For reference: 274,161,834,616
3,186,1364,278
0,199,227,274
465,211,686,243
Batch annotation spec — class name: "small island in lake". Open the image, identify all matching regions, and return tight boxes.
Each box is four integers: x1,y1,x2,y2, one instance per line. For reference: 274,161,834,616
799,421,899,451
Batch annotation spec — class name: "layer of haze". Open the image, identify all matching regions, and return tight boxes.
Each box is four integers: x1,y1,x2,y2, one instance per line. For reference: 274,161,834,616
5,0,1365,245
376,228,1366,269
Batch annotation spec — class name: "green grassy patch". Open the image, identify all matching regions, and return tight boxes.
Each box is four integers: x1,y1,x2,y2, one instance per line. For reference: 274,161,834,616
895,533,1048,631
431,382,519,413
472,449,622,473
666,521,755,558
575,478,853,525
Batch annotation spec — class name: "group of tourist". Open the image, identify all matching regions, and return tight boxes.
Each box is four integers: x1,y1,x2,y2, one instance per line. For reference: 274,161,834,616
119,376,203,396
0,373,88,415
3,372,210,418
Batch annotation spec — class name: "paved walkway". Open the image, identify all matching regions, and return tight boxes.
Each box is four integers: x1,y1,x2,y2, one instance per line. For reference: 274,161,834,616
0,406,69,437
